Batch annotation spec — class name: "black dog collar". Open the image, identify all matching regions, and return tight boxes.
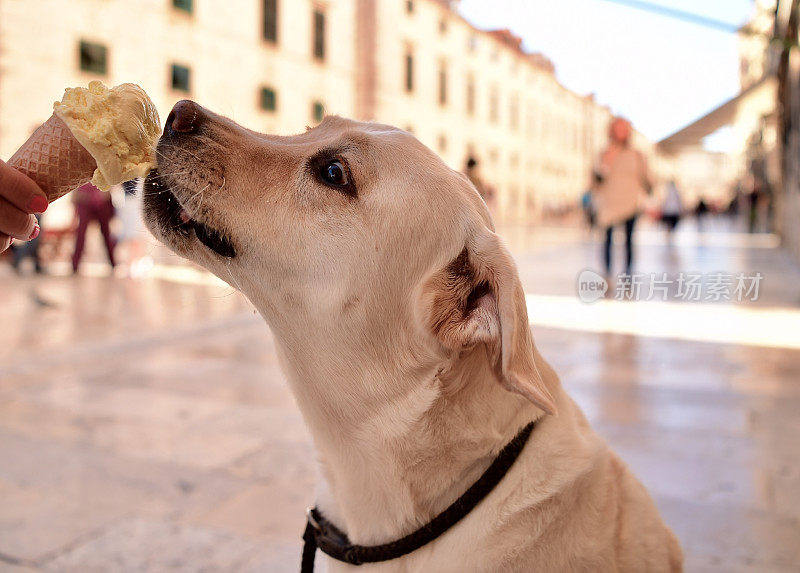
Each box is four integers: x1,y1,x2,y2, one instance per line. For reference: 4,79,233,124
301,421,536,572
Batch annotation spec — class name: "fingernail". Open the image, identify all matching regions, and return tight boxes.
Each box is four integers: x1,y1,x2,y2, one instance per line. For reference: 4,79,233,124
29,196,49,213
28,225,40,241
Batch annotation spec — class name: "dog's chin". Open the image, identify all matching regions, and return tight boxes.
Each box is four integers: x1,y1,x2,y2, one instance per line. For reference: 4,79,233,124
143,168,237,259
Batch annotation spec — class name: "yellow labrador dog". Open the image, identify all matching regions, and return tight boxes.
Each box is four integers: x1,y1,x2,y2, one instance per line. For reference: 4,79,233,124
143,101,683,572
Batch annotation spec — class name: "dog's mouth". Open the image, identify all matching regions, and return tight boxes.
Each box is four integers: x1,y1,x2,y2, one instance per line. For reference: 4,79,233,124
143,168,237,259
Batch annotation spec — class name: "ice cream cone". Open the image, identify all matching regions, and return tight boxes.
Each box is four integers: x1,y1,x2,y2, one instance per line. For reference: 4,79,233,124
8,114,97,202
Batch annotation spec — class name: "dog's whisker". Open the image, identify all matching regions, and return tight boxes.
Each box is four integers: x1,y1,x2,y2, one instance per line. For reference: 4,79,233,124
154,147,177,162
210,176,227,200
210,287,238,300
191,182,211,201
150,167,192,177
174,146,204,162
187,182,211,213
224,257,244,293
151,171,192,180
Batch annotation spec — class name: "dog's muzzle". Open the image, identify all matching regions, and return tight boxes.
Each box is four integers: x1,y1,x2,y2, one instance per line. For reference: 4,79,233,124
143,100,237,259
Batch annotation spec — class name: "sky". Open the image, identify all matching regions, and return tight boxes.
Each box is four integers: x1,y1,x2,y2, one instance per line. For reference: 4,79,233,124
458,0,754,143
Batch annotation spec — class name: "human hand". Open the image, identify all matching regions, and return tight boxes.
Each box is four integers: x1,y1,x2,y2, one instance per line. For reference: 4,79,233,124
0,159,48,252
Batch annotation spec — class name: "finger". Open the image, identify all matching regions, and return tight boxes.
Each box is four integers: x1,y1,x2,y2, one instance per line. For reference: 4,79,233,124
0,159,48,213
0,233,11,253
0,197,38,240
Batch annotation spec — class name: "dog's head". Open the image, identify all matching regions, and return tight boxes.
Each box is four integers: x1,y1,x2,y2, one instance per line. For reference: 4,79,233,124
143,101,556,415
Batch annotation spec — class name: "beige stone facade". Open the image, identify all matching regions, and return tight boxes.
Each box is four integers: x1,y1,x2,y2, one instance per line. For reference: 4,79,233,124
0,0,642,223
359,0,636,221
0,0,358,154
738,0,776,91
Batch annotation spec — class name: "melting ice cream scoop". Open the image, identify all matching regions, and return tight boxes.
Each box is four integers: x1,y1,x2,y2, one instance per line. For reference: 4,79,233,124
53,81,161,190
9,81,161,203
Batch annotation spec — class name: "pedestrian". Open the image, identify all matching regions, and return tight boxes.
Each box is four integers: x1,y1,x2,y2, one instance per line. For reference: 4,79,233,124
581,171,602,229
10,213,44,273
0,159,46,253
695,197,709,233
661,179,682,239
464,156,495,209
71,182,116,274
594,117,651,277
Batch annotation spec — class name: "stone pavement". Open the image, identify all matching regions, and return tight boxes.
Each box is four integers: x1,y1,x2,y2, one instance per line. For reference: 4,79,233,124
1,217,799,572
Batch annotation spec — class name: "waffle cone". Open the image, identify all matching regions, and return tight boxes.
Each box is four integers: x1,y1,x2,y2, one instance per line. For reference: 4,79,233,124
8,114,97,202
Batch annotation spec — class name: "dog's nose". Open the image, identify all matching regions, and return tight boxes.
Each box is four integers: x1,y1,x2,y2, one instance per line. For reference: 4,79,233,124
165,100,201,135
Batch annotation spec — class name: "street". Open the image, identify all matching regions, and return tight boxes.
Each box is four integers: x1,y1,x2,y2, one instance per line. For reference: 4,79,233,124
1,219,799,572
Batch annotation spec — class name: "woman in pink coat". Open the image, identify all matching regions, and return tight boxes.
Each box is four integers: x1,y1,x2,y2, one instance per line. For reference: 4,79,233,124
594,118,651,277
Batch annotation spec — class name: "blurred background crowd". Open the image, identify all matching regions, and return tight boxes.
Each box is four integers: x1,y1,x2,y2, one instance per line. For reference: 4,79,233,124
1,0,798,276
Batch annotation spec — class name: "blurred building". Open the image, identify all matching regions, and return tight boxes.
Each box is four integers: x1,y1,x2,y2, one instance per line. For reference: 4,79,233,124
0,0,638,223
773,0,800,260
0,0,358,151
356,0,631,221
656,0,780,211
739,0,777,90
718,0,800,258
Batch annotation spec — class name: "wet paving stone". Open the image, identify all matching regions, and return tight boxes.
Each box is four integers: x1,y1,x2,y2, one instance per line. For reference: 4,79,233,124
1,221,798,571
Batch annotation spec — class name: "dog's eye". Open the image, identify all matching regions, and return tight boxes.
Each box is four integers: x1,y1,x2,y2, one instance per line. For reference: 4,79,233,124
309,153,356,197
319,160,348,187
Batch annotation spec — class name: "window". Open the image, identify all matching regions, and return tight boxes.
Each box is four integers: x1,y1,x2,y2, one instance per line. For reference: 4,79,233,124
404,50,414,93
171,64,191,92
466,73,475,116
313,9,325,61
508,185,519,212
260,87,277,111
526,191,536,213
312,101,325,123
438,60,448,106
509,94,519,131
173,0,192,13
526,104,536,136
263,0,278,43
489,86,499,124
79,41,107,75
406,1,414,14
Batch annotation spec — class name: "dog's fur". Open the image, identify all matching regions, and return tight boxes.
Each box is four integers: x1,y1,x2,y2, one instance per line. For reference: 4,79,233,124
143,104,683,572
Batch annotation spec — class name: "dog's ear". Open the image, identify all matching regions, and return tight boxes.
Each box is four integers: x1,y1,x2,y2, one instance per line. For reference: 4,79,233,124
424,232,557,415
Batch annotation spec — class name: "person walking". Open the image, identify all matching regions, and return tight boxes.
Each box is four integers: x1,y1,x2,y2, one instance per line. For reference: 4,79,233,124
71,182,116,274
661,179,682,240
464,156,495,210
10,213,44,273
581,171,602,230
695,197,709,233
594,117,651,277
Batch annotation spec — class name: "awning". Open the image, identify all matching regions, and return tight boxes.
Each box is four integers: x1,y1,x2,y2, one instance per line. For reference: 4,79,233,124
657,75,777,153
